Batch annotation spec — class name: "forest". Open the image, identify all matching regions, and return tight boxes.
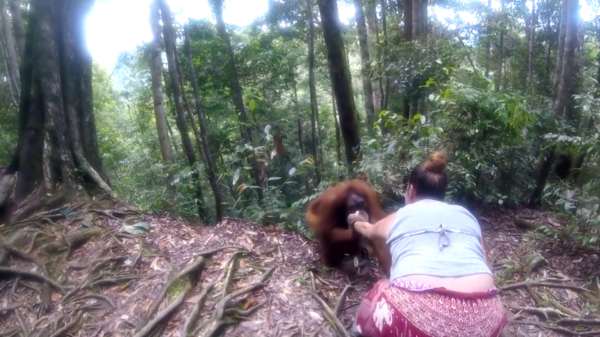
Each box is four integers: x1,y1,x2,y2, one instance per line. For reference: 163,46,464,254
0,0,598,336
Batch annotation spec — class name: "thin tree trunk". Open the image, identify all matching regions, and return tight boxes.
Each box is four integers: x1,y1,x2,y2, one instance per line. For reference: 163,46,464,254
210,0,264,201
317,0,361,169
291,75,304,155
159,0,207,220
353,0,375,136
380,0,391,111
365,1,382,114
0,0,20,103
484,0,492,78
495,0,505,91
148,0,174,164
527,0,536,87
332,89,342,164
551,0,568,104
403,0,412,41
307,0,322,184
8,0,24,59
183,25,223,223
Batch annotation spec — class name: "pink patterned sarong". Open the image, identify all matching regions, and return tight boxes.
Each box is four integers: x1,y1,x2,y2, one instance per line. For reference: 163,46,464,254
354,278,507,337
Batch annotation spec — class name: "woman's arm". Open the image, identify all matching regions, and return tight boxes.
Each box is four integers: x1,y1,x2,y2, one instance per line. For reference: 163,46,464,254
350,211,396,241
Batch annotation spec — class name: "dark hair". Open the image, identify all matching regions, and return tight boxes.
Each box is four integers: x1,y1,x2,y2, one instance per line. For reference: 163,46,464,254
408,151,448,200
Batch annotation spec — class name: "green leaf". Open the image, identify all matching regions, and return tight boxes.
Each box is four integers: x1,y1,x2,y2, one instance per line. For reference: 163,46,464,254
264,124,271,135
289,167,297,176
420,115,427,124
233,169,241,185
122,222,151,236
249,99,256,112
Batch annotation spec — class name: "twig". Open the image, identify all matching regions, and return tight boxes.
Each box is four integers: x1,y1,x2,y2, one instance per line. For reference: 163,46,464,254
334,284,353,316
15,310,29,336
180,283,215,337
135,255,207,332
558,318,600,327
48,311,83,337
507,304,567,319
509,320,600,336
307,290,351,337
133,281,193,337
222,251,246,298
500,281,592,293
75,293,116,308
0,267,64,293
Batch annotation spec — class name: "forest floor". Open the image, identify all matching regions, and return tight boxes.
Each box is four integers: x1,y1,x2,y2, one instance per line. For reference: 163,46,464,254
0,201,599,337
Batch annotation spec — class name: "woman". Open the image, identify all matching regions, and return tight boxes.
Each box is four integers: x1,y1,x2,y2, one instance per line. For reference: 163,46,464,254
348,151,507,337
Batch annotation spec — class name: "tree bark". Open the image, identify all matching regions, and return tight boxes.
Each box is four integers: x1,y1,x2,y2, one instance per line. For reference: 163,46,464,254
148,0,174,165
210,0,264,201
365,1,382,114
159,0,207,220
484,0,492,78
306,0,321,184
331,89,342,165
527,0,536,87
317,0,361,169
4,0,116,221
403,0,412,42
380,0,390,111
551,0,568,105
0,0,20,104
353,0,375,136
495,0,505,91
183,24,223,223
8,0,24,59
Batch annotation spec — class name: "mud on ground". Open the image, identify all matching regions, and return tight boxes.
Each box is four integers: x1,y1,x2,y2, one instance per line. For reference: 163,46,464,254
0,203,598,336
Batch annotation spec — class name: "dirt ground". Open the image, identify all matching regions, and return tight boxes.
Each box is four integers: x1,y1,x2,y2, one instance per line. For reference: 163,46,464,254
0,202,598,336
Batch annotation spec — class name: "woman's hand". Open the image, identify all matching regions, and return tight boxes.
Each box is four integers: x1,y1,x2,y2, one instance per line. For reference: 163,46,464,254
348,211,372,238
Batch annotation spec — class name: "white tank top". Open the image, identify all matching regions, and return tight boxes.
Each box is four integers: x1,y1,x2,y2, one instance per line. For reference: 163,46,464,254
386,199,492,280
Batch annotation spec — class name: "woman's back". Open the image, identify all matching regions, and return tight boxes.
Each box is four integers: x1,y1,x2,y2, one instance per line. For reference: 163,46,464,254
387,199,492,284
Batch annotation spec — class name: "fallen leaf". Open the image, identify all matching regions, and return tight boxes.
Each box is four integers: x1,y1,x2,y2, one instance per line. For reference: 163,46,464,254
51,292,62,302
185,294,203,304
308,311,322,321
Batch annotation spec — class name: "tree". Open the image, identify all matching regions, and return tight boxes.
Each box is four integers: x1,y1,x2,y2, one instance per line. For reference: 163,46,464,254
353,0,376,135
317,0,361,169
306,0,322,184
8,0,24,59
0,0,20,104
210,0,264,202
2,0,116,222
183,24,224,223
148,0,174,165
159,0,207,220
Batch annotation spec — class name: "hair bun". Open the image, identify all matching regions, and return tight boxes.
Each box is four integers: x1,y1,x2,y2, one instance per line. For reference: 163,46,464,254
423,151,447,173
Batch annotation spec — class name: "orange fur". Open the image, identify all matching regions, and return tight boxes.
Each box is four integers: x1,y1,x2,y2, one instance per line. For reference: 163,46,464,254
305,179,391,276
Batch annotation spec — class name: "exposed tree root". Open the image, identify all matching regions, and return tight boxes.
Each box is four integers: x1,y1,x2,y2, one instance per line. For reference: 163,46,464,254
48,311,83,337
334,284,353,316
509,320,600,336
0,266,64,293
500,280,592,293
306,289,351,337
39,226,103,255
180,283,215,337
133,281,194,337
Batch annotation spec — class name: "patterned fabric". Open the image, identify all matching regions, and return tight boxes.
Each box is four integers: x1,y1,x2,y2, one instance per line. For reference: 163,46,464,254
354,279,507,337
390,277,499,293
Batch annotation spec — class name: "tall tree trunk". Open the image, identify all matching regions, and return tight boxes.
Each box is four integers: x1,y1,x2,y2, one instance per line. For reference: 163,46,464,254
527,0,536,87
209,0,263,202
148,0,174,165
317,0,361,169
495,0,505,91
183,25,223,223
484,0,492,78
306,0,321,184
353,0,376,136
551,0,568,104
332,89,342,165
159,0,207,220
380,0,390,111
4,0,116,222
0,0,20,104
403,0,412,41
291,75,304,156
365,1,382,114
8,0,24,59
530,0,579,205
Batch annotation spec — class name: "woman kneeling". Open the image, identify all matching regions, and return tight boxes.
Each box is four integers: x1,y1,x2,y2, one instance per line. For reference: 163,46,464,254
349,151,507,337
